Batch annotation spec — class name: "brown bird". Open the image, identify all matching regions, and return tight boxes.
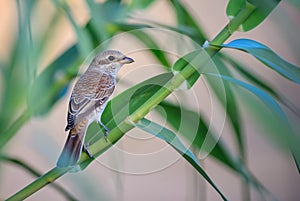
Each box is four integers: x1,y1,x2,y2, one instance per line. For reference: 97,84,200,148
57,50,134,167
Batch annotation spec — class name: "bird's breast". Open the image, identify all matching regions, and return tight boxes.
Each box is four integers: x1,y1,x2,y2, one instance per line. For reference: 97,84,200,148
87,101,109,124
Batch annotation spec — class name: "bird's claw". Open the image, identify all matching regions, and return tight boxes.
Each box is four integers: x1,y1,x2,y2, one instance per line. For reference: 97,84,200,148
83,144,93,159
103,127,110,142
98,120,110,142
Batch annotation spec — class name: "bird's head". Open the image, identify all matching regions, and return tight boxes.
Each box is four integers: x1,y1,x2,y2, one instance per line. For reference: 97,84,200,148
90,50,134,75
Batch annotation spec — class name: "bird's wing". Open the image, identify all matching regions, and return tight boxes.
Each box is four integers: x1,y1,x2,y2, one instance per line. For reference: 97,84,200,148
65,72,115,131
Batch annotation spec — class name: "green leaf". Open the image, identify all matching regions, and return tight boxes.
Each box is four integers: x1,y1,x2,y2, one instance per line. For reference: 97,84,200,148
135,118,228,201
101,73,173,130
286,0,300,8
128,30,171,68
206,56,244,156
28,45,80,116
222,39,300,85
129,0,155,9
172,49,212,88
222,54,300,119
205,73,300,169
156,101,280,200
169,0,206,44
226,0,281,31
86,0,108,42
158,101,239,170
52,0,93,57
0,0,37,129
157,101,270,192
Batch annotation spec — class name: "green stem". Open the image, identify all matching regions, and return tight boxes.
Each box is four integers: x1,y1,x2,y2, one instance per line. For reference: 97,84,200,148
1,155,77,201
0,111,31,148
210,2,256,46
6,167,71,201
6,3,257,200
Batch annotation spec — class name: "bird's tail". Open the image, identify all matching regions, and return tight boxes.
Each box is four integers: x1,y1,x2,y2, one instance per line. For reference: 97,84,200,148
57,120,88,167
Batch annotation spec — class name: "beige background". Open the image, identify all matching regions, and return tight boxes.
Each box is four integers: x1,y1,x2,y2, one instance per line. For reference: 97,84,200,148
0,0,300,200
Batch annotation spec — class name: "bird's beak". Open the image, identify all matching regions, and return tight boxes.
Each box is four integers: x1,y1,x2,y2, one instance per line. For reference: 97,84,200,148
119,56,134,64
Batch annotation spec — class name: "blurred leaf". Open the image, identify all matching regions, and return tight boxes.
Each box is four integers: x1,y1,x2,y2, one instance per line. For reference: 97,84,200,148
157,100,266,190
129,0,155,9
226,0,281,31
36,9,63,59
128,19,204,44
128,30,171,68
86,0,108,40
286,0,300,8
222,54,300,119
0,0,37,131
205,73,300,169
28,45,80,116
53,0,93,58
87,0,128,36
207,56,244,156
135,118,228,201
158,101,239,170
113,22,152,31
158,99,289,198
222,39,300,85
2,0,135,146
169,0,206,44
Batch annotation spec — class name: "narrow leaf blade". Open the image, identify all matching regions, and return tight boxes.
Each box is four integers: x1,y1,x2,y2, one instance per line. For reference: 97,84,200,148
135,118,228,201
205,73,300,169
223,39,300,85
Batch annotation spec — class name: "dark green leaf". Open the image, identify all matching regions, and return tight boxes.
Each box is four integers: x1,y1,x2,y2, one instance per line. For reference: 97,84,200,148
158,100,284,196
135,118,228,201
223,39,300,85
207,56,244,156
129,0,155,9
226,0,281,31
101,73,173,130
158,101,241,171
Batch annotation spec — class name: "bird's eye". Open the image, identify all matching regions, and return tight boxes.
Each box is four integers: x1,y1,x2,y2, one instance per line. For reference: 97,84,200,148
108,55,115,61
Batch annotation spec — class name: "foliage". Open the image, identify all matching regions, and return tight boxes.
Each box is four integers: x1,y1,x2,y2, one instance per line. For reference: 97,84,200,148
1,0,299,200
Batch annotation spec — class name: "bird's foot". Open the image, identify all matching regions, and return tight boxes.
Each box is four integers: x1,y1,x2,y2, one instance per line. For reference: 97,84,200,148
103,127,110,142
83,144,93,159
98,121,110,142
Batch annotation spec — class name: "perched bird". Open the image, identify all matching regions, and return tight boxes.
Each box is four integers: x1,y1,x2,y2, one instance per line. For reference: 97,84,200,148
57,50,134,167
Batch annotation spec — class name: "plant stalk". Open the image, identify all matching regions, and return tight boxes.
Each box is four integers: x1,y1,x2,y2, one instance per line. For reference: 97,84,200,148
6,167,71,201
6,2,256,200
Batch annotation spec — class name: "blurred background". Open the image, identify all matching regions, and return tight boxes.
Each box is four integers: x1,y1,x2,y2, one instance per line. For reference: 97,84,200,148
0,0,300,200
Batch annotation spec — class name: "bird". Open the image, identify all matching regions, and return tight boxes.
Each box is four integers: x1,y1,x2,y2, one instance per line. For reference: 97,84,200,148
57,50,134,168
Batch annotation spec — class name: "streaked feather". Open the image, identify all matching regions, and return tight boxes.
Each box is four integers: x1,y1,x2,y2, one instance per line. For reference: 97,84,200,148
65,71,115,131
57,50,134,168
